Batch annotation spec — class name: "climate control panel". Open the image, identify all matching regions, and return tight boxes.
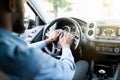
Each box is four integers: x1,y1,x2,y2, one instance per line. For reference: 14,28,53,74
86,20,120,55
94,42,120,55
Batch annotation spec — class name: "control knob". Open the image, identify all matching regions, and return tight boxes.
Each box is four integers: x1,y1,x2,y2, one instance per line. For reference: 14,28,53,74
114,48,119,53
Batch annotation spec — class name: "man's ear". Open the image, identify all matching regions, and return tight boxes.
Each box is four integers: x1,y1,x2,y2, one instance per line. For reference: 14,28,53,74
9,0,16,12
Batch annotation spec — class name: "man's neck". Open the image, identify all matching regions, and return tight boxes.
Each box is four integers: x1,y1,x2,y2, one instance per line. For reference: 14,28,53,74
0,14,12,32
0,27,12,32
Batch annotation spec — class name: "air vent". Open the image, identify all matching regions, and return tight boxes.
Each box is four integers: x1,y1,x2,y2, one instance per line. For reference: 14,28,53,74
88,30,93,36
89,23,94,29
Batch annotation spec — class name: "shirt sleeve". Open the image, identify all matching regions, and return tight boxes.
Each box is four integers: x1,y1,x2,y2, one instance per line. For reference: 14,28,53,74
28,41,46,49
33,48,76,80
2,44,76,80
60,47,75,70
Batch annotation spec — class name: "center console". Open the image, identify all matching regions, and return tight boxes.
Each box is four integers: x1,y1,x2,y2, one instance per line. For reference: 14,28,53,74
87,20,120,55
90,60,120,80
86,20,120,80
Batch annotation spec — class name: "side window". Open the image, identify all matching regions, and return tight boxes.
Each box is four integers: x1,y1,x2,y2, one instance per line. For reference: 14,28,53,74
24,3,36,29
20,3,36,40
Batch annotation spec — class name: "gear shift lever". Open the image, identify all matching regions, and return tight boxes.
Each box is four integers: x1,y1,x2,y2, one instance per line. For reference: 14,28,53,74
98,69,106,79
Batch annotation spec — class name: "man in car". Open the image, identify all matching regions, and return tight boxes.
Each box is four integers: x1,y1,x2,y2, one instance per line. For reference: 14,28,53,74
0,0,88,80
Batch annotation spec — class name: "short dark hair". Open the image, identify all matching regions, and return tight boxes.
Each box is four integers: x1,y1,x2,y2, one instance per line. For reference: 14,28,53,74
0,0,10,11
0,0,21,12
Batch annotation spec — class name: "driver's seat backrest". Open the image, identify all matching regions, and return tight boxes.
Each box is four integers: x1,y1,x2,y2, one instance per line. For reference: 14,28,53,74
0,71,10,80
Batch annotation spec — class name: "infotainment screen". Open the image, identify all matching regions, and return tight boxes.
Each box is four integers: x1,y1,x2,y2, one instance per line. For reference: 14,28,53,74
96,26,120,40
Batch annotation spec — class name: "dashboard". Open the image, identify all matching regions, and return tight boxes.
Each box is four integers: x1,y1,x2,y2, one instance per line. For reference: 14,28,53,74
22,18,120,56
86,20,120,55
21,18,120,79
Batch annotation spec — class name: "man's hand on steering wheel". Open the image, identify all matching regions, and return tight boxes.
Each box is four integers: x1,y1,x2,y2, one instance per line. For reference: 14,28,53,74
44,29,63,45
59,32,74,48
42,17,82,56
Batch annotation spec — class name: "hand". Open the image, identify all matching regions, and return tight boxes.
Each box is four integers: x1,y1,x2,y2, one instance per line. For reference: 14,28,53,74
45,29,63,45
59,32,74,48
49,29,63,41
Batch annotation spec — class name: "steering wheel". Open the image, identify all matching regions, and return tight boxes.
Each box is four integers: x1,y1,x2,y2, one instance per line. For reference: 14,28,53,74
42,17,82,58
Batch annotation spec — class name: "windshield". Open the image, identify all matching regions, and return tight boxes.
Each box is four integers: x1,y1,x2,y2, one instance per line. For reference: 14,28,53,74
40,0,120,21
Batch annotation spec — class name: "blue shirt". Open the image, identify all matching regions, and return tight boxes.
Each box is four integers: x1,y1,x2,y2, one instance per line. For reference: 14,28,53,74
0,29,75,80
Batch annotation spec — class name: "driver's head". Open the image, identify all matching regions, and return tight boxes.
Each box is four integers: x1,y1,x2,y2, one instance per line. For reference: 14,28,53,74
0,0,26,34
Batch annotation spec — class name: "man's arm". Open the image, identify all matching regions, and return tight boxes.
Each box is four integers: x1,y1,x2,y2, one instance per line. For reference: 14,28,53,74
33,47,75,80
32,32,75,80
3,44,75,80
1,32,75,80
28,41,46,49
29,30,63,49
60,47,75,70
28,38,54,49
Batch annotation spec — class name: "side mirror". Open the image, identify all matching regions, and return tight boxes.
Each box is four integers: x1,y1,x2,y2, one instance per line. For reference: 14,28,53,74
24,17,35,30
28,19,35,29
24,16,30,29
